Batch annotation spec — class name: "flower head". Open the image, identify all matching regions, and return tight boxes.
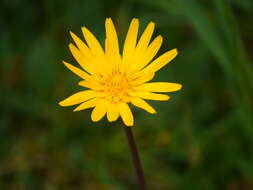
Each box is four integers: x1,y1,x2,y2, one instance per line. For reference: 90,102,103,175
59,18,182,126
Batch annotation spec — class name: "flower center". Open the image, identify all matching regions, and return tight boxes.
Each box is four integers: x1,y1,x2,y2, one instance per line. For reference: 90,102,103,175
102,71,132,103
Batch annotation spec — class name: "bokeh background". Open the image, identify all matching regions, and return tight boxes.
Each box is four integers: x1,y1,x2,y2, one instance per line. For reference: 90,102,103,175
1,0,253,189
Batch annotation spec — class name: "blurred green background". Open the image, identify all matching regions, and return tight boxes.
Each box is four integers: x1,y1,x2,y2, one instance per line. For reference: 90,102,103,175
1,0,253,189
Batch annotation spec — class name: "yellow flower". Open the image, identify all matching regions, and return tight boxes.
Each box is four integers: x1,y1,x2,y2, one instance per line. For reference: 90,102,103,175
59,18,182,126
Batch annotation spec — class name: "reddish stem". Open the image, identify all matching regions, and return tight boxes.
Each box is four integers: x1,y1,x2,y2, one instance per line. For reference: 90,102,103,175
124,126,147,190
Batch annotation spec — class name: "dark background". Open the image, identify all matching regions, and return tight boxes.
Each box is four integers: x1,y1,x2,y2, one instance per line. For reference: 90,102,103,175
1,0,253,189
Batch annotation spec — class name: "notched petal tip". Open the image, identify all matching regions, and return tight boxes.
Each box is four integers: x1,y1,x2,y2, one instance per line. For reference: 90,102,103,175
105,17,112,22
131,18,139,28
131,18,139,23
105,18,111,26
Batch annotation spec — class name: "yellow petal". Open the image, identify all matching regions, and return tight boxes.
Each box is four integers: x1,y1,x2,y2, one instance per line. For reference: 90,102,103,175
69,31,91,57
81,26,104,57
62,61,91,80
135,22,155,52
107,104,119,122
135,82,182,92
141,49,178,74
69,43,96,73
69,32,95,73
123,18,139,61
91,100,110,122
105,18,119,55
119,103,134,126
78,80,103,90
59,90,97,106
74,98,98,112
69,38,106,76
131,97,156,114
125,22,155,71
77,29,108,75
136,92,170,101
131,72,155,85
104,38,114,71
105,19,121,72
134,35,163,71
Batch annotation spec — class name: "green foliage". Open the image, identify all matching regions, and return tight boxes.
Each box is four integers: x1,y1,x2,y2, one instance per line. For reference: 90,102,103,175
1,0,253,189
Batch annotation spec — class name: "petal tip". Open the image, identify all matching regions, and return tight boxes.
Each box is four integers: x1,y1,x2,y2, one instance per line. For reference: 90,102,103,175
149,21,155,26
131,18,139,23
91,116,99,122
157,35,163,40
58,101,65,106
69,30,74,36
78,81,84,86
162,95,171,101
106,17,112,22
81,26,88,33
123,119,134,126
172,83,182,91
68,43,74,49
107,116,117,123
73,106,80,112
124,123,134,127
151,110,157,114
177,84,182,90
62,60,69,66
107,117,113,122
173,48,178,55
